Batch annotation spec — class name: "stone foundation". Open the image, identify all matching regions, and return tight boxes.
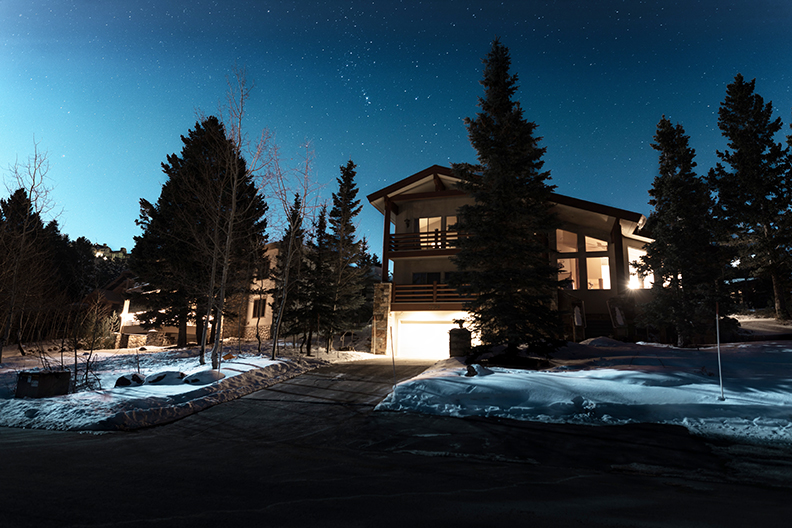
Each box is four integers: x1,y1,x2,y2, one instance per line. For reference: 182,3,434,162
372,283,392,355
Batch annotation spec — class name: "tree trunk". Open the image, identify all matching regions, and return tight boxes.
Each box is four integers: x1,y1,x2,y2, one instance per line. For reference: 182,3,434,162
771,269,790,320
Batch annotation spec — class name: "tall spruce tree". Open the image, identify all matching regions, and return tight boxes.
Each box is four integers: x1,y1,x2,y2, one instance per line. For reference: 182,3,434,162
638,117,729,346
450,38,561,356
304,205,333,355
327,160,367,347
269,194,307,344
132,116,267,355
708,74,792,319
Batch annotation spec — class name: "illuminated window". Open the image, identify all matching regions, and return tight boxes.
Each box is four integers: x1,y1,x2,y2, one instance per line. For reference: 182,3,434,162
628,247,653,289
558,258,579,290
556,229,578,253
586,257,611,290
418,217,442,247
585,236,608,252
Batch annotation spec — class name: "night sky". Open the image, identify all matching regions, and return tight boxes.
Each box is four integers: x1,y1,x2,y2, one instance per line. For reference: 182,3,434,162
3,1,792,259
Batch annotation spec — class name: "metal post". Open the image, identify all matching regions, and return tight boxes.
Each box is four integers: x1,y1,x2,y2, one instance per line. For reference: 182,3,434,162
716,301,725,401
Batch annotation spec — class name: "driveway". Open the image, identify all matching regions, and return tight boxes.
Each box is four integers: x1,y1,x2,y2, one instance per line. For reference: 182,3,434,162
2,357,792,527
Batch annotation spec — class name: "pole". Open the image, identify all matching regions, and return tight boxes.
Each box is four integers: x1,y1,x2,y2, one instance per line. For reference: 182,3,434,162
716,301,725,401
389,326,397,390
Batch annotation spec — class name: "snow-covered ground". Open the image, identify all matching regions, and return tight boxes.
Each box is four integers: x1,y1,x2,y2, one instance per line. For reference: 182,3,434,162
2,331,792,446
378,337,792,446
0,343,368,431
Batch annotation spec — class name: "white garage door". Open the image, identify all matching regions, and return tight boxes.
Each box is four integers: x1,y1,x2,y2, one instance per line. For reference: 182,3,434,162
397,321,456,359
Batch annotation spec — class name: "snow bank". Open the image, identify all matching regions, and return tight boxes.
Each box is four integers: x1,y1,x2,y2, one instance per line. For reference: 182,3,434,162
377,341,792,445
0,347,339,431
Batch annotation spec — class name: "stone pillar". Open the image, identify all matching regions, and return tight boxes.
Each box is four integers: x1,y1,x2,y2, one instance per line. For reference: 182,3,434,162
372,283,392,355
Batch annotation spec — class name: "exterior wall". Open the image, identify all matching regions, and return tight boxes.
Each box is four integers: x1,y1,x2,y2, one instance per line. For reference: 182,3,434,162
392,256,457,285
393,196,470,236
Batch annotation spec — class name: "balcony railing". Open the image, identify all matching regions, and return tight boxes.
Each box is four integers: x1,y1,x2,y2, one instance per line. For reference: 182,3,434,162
392,283,473,304
388,230,462,253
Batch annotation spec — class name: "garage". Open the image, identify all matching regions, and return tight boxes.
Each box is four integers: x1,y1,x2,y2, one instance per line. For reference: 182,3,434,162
396,320,456,359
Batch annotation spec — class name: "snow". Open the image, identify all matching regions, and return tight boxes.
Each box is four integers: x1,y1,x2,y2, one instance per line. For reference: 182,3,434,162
0,344,368,431
3,334,792,446
377,338,792,446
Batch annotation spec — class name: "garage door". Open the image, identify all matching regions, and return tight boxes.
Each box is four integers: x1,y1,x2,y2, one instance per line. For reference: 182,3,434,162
397,321,456,359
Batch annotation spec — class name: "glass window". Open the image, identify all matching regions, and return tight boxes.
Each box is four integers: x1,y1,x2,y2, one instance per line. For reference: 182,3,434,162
418,217,442,248
418,217,442,233
628,247,653,289
252,298,267,319
556,229,578,253
558,258,579,290
585,236,608,252
412,272,441,285
586,257,611,290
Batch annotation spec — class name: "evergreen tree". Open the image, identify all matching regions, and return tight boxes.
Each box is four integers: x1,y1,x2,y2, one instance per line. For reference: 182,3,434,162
450,38,561,356
327,160,367,347
708,74,792,319
638,117,730,346
131,116,267,353
270,194,307,341
303,205,334,355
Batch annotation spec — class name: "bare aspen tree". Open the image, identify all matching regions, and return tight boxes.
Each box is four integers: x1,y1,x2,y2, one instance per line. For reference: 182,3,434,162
0,141,55,363
266,145,322,359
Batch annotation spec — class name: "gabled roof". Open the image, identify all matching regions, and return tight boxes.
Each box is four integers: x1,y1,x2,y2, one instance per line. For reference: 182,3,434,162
367,165,646,232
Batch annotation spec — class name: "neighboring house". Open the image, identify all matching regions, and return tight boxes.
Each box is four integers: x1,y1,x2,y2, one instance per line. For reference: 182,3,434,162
115,244,279,349
367,165,654,359
234,242,278,342
116,279,197,348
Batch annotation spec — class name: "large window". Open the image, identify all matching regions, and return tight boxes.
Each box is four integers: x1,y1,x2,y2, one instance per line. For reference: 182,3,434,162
558,258,579,290
556,229,611,290
628,247,653,289
586,257,611,290
557,229,578,253
585,236,608,252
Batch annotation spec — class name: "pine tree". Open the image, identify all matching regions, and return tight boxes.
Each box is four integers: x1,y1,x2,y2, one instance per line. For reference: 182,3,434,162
327,160,367,348
450,38,561,356
638,117,729,346
303,205,333,355
131,116,267,354
269,194,307,343
708,74,792,319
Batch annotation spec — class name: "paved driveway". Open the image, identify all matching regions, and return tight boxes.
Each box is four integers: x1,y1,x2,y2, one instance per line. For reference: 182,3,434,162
2,357,792,527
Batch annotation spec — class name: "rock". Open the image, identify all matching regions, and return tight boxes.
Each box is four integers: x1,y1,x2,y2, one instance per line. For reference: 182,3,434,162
144,371,186,385
114,373,146,387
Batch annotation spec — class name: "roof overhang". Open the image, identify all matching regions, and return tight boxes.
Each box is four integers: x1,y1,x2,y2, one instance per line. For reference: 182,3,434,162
367,165,648,237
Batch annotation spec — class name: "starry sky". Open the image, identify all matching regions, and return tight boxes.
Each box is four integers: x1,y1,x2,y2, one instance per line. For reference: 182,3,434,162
3,0,792,260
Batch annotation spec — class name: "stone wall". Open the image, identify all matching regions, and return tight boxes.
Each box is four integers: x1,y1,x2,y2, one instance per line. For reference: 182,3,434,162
372,283,392,355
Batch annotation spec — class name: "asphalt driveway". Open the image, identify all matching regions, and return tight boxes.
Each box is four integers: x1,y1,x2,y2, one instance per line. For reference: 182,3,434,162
2,357,792,527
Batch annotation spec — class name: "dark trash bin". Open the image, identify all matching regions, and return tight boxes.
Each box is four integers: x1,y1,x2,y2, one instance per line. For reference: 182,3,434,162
15,370,71,398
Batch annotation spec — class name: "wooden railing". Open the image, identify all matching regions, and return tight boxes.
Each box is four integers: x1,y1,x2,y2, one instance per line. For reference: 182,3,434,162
392,283,473,304
388,230,462,252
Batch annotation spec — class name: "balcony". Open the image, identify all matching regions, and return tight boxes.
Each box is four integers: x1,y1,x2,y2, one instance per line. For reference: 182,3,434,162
388,230,462,256
392,283,473,310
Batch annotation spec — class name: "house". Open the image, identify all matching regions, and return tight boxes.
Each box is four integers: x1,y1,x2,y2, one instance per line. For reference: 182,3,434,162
367,165,654,359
